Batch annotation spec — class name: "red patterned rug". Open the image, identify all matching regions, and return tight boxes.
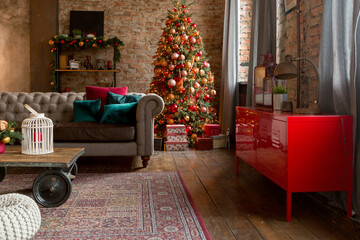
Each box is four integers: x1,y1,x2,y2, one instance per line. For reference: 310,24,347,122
0,172,211,240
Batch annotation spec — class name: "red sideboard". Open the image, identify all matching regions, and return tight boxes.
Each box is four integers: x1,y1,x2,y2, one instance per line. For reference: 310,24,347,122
235,107,353,221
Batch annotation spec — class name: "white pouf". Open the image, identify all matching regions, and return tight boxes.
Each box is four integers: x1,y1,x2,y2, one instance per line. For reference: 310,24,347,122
0,193,41,240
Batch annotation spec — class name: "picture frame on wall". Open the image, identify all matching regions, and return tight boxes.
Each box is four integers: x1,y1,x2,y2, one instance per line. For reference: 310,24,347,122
284,0,296,15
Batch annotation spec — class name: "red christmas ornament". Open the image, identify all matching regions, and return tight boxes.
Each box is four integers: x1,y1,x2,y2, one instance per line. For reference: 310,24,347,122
85,39,89,42
197,51,203,56
98,40,102,43
187,18,192,23
60,40,65,44
173,8,177,12
204,94,210,101
205,86,209,90
183,9,187,13
114,43,118,46
182,5,186,8
69,42,73,45
186,125,193,136
176,23,180,27
203,62,210,68
52,47,56,51
191,23,197,28
179,99,184,103
167,37,173,42
168,103,179,113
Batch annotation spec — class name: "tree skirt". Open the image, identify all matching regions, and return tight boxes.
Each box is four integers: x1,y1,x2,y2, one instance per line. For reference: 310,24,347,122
0,172,211,240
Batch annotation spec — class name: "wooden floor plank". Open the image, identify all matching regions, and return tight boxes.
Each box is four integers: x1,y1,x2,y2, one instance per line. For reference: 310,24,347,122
5,149,360,240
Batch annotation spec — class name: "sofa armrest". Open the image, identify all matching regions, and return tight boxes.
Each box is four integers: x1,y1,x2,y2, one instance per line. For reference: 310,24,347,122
136,93,164,156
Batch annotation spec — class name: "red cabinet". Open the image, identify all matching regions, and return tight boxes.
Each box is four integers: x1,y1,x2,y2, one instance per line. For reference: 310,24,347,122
236,107,353,221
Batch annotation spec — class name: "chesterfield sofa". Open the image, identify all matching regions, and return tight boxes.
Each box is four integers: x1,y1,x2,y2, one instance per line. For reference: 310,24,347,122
0,92,164,167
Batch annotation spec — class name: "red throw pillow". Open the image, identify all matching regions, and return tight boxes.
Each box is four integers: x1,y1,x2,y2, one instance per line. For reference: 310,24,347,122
85,86,128,110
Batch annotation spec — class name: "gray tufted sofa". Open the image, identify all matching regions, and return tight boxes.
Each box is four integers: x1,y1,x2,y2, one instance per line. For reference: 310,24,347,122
0,92,164,167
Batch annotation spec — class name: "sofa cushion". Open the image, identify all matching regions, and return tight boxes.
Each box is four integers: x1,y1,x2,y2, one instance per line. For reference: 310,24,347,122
100,103,138,125
73,99,101,122
54,122,135,142
85,86,128,110
107,92,143,104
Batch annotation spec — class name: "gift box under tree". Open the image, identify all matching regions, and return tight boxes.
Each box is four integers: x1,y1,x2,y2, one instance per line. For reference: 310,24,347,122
165,125,188,151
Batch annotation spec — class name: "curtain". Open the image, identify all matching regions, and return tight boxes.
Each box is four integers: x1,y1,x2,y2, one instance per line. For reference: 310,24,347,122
319,0,360,219
220,0,239,136
246,0,277,106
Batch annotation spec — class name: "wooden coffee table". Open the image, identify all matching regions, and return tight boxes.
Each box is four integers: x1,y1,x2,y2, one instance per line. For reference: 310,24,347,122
0,147,84,207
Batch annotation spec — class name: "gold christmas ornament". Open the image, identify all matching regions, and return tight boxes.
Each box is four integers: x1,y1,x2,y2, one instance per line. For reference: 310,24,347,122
185,61,192,69
167,119,175,124
184,115,190,121
160,59,168,67
199,69,205,76
172,44,179,50
194,82,200,89
195,56,200,61
79,41,84,47
169,64,175,70
174,36,181,44
193,67,199,73
92,43,97,48
210,89,217,96
191,133,197,139
179,26,186,31
190,87,195,93
179,54,186,61
168,93,175,100
202,78,208,84
48,40,54,46
208,76,214,83
170,28,176,34
194,31,200,37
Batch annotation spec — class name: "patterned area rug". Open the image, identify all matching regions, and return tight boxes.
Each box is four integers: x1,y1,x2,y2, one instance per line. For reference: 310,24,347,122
0,172,211,240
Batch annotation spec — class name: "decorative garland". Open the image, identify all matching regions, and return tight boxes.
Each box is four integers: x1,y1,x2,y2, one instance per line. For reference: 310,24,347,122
49,35,124,91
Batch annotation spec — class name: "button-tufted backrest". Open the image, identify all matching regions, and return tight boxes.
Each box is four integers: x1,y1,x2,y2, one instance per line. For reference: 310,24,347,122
0,92,85,124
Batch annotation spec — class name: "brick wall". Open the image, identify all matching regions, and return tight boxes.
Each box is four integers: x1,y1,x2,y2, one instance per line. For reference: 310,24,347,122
238,0,252,82
276,0,323,107
58,0,224,94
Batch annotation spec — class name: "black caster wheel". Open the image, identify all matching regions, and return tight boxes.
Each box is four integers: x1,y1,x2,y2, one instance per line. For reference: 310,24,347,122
0,167,6,182
32,170,72,208
63,163,78,180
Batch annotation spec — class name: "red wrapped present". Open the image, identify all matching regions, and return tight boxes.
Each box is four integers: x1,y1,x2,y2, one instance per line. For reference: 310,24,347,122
165,141,188,151
196,137,212,150
205,124,220,136
166,124,186,134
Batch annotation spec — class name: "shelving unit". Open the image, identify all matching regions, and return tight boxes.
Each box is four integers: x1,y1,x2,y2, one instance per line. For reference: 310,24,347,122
55,49,118,91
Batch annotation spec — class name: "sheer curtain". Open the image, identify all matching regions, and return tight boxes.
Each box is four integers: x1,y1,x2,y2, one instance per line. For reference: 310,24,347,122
246,0,277,106
220,0,239,136
319,0,360,218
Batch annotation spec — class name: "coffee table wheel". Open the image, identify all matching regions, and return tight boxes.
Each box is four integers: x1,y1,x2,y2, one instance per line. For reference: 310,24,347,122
0,167,6,182
32,170,72,208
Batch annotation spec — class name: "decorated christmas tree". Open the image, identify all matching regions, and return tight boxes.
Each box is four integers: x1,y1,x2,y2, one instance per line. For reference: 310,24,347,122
148,0,217,147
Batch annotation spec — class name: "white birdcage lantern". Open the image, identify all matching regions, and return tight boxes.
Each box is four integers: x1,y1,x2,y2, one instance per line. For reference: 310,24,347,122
21,104,53,155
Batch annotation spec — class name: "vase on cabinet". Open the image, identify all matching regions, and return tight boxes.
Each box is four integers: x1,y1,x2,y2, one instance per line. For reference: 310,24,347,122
273,93,288,110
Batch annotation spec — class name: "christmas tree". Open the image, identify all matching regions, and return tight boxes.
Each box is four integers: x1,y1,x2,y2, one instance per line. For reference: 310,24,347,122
148,0,217,147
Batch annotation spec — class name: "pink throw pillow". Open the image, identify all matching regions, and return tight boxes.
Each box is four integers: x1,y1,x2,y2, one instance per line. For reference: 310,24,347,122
85,86,128,110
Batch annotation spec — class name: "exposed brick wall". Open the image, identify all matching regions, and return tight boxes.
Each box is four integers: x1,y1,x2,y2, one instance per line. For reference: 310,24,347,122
238,0,252,82
276,0,323,107
58,0,224,94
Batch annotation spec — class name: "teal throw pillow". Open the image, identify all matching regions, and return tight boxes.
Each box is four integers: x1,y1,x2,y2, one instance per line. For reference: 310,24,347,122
100,102,138,124
73,99,101,122
107,92,142,104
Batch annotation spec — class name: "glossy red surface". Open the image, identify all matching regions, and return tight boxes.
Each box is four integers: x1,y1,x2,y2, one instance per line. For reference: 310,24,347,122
235,107,353,221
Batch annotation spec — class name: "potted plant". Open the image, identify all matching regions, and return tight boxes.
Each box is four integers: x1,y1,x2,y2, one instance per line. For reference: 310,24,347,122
272,85,288,110
0,120,23,153
72,29,82,39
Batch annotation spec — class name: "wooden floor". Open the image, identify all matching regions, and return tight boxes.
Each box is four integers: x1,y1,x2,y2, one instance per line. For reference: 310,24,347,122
7,149,360,239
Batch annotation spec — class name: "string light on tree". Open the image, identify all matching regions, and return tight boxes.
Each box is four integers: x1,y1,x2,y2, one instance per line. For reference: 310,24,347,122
147,0,218,147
